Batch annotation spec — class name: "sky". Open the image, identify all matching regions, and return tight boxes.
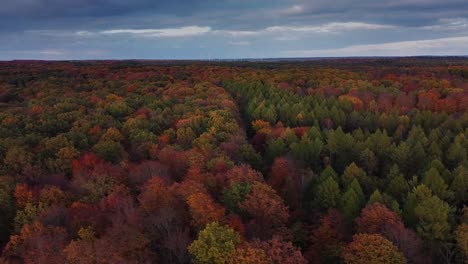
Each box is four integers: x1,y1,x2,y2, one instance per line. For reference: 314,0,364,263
1,0,468,60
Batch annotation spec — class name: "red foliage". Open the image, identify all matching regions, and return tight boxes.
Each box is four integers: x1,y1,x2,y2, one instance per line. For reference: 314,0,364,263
226,214,246,237
383,223,430,264
68,202,102,234
377,93,394,112
240,182,289,237
99,185,137,226
306,209,346,263
3,222,68,264
417,90,439,111
128,160,170,186
225,165,264,187
395,93,416,113
355,203,404,235
252,236,307,264
187,192,225,228
157,147,189,181
268,157,302,208
138,176,175,214
14,184,34,208
71,153,103,175
434,97,458,113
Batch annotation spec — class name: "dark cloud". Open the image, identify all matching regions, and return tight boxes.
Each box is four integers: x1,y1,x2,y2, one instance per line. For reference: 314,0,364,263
0,0,467,59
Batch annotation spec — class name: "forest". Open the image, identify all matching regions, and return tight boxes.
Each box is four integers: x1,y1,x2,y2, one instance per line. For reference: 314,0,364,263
0,58,467,264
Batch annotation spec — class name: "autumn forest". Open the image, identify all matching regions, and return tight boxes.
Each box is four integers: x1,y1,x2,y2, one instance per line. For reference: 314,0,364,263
0,58,467,264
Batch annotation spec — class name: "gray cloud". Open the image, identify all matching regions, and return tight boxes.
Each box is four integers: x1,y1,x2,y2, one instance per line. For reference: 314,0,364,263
1,0,468,59
285,36,468,57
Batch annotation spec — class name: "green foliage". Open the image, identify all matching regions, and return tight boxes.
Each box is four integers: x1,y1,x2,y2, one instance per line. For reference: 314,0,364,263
404,184,451,240
340,187,363,223
368,190,384,205
450,166,468,205
386,173,410,202
265,138,287,163
222,183,251,214
0,59,467,264
342,163,369,191
188,222,240,264
14,202,43,232
93,140,126,163
414,195,451,240
313,177,341,211
422,167,450,200
290,136,323,169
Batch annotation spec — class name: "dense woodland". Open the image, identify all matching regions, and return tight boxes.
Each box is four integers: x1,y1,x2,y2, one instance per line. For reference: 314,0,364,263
0,58,467,264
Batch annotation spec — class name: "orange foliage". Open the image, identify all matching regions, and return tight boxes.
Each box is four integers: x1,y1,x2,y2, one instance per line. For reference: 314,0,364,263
14,184,34,208
187,192,225,228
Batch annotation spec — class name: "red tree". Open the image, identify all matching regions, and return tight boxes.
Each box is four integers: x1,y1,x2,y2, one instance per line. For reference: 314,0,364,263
252,236,307,264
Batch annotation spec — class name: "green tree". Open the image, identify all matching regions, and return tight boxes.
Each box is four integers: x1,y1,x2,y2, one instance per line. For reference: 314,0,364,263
414,195,451,240
404,185,451,240
392,142,411,176
446,140,467,169
422,168,450,200
386,174,409,202
3,146,32,174
188,222,240,264
290,136,323,169
93,140,126,163
403,184,433,226
265,138,287,163
368,189,384,205
222,183,251,214
450,166,468,205
359,148,377,176
313,177,341,211
340,185,363,223
342,163,373,194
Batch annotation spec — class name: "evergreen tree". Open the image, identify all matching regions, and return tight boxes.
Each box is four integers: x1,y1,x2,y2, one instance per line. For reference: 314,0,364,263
392,142,412,176
404,185,451,240
368,189,384,205
386,174,410,202
340,181,365,223
359,148,377,176
265,138,287,163
450,166,468,205
422,168,450,200
414,195,451,240
313,177,341,211
342,163,373,194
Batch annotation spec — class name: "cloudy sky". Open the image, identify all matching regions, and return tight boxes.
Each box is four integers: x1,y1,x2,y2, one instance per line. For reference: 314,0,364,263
1,0,468,59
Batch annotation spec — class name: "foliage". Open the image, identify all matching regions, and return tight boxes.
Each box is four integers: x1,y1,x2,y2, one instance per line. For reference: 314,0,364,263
343,234,407,264
188,222,240,264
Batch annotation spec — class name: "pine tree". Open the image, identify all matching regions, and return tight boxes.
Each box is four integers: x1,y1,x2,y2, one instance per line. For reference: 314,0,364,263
359,148,377,176
340,184,363,223
368,189,384,205
404,185,451,240
422,168,449,200
314,177,341,211
386,174,410,202
342,163,373,194
450,166,468,205
392,142,411,176
414,195,451,240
